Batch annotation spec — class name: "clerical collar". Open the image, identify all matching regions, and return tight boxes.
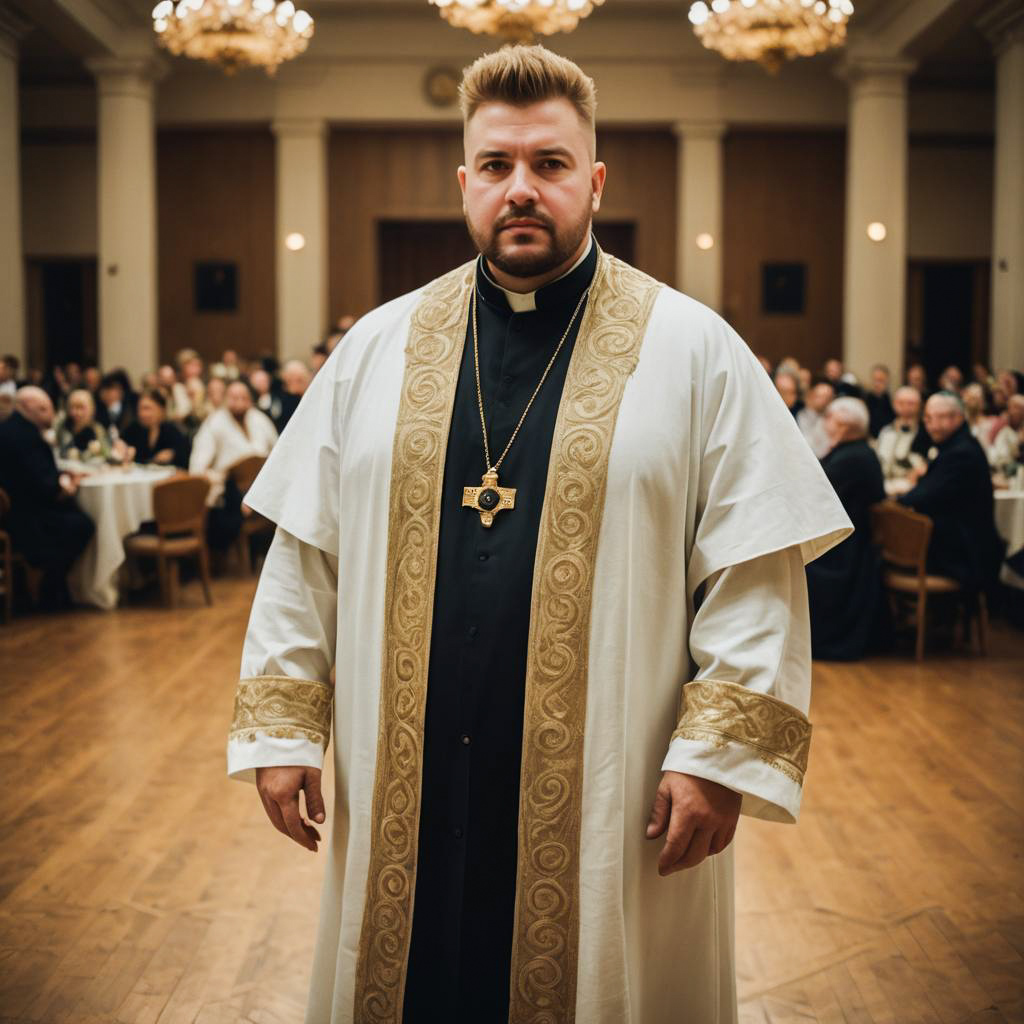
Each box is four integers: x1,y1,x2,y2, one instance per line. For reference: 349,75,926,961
476,235,597,315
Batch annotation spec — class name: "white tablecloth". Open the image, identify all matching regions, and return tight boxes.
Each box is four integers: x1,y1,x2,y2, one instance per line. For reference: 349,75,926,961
68,465,176,609
995,488,1024,589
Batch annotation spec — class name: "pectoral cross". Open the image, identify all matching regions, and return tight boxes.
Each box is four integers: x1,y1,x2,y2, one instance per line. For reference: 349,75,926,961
462,469,516,528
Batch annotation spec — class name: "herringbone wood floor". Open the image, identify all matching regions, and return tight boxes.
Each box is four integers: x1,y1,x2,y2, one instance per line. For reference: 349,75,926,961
0,576,1021,1023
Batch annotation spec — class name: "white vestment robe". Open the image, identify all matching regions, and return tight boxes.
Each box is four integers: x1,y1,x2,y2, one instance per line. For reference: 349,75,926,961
228,253,851,1024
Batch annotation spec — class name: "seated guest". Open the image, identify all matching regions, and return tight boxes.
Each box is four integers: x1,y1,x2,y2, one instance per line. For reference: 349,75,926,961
210,348,242,381
248,368,282,424
865,364,894,437
823,358,861,398
56,389,109,458
96,371,136,434
905,362,930,399
157,364,191,423
206,376,226,412
806,398,887,659
189,380,277,550
797,381,835,458
277,359,311,431
875,385,930,479
938,365,964,393
0,354,20,396
773,368,803,418
898,393,1003,590
989,394,1023,470
122,389,191,469
0,387,95,607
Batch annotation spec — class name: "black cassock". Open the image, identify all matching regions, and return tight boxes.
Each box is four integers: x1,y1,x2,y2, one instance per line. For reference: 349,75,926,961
402,243,598,1023
806,439,887,660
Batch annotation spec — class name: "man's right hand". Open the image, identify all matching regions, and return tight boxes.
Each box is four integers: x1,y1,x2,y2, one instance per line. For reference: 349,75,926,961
255,765,325,852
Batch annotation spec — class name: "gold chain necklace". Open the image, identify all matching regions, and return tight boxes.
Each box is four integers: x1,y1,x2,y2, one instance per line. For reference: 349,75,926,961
461,284,589,527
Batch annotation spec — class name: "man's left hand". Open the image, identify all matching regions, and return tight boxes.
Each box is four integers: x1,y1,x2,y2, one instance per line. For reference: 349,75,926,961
645,771,741,876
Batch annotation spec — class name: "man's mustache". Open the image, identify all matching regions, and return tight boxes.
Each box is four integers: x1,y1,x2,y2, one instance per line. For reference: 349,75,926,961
495,209,555,232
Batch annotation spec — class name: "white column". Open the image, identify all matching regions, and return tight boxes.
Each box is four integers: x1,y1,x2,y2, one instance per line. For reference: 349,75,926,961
87,56,164,384
0,8,30,370
982,5,1024,372
273,118,328,364
840,58,915,382
673,121,725,311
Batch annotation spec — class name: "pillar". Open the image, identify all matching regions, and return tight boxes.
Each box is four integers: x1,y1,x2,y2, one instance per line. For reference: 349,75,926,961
981,2,1024,372
673,121,725,311
87,56,164,384
0,8,30,370
273,117,328,364
840,58,915,382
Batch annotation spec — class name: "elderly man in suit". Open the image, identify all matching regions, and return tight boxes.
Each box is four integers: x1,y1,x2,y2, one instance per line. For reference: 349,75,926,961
0,387,95,608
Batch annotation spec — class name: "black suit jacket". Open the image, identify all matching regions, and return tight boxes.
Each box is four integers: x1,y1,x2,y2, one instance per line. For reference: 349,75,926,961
898,423,1003,587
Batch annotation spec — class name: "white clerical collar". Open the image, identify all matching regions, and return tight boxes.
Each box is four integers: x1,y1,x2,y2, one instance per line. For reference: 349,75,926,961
482,236,594,314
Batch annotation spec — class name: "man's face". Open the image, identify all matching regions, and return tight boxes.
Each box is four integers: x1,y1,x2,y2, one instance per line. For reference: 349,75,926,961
775,376,796,407
893,389,921,421
922,398,962,444
249,370,270,396
1008,397,1024,430
459,98,605,283
226,382,251,417
871,369,889,395
157,366,176,387
824,360,842,382
808,383,834,413
21,391,55,429
907,365,926,390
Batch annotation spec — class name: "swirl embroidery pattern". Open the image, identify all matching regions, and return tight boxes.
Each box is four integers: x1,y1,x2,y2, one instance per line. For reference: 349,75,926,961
229,675,332,748
510,253,661,1024
672,679,812,784
353,261,474,1024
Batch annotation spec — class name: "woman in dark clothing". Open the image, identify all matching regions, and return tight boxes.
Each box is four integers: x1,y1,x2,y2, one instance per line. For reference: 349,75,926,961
806,397,889,660
56,389,110,458
122,389,191,469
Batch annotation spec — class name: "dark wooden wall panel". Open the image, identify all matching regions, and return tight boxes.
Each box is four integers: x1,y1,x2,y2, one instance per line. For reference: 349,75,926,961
722,131,845,372
157,129,276,367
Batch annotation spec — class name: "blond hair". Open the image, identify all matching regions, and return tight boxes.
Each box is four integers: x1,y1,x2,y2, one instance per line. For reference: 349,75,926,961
460,45,597,137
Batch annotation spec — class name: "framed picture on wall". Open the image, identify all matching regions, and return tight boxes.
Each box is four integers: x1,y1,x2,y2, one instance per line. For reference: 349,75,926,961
762,262,806,315
195,261,238,313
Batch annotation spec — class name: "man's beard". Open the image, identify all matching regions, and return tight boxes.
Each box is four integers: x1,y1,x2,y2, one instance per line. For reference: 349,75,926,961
467,204,591,281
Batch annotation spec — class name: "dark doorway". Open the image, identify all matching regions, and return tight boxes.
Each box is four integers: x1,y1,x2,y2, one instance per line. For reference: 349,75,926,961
377,220,637,306
25,258,99,371
906,261,989,386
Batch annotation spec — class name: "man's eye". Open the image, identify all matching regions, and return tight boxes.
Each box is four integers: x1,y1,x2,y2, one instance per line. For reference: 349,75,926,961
540,159,566,170
481,161,507,172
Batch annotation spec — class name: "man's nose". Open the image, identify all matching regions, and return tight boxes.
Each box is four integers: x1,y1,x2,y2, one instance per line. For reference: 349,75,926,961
505,166,540,207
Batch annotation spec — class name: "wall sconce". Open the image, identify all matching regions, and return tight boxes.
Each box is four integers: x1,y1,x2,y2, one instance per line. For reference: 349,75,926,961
696,233,715,250
866,222,887,242
285,232,306,251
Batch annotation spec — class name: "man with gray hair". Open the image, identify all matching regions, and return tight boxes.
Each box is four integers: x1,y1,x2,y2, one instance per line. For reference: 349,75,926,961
0,386,95,608
805,397,887,659
876,385,929,479
898,392,1003,589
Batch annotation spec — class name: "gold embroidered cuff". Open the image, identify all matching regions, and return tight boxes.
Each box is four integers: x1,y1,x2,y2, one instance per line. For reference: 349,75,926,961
230,675,333,749
671,679,811,785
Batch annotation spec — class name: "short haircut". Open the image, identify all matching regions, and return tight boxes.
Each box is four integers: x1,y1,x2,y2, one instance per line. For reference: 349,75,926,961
459,45,597,142
926,391,965,415
827,397,869,436
893,385,922,404
139,387,167,410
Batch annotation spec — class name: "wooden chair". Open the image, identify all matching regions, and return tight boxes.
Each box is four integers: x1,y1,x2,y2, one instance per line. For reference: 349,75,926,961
0,487,43,622
871,502,987,661
124,475,213,608
228,454,274,574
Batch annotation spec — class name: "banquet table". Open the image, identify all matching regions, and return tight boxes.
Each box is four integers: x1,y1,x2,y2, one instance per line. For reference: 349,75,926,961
995,486,1024,589
66,463,177,609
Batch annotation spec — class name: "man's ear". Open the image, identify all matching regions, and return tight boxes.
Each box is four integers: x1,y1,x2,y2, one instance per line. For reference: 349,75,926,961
591,161,607,213
457,165,468,198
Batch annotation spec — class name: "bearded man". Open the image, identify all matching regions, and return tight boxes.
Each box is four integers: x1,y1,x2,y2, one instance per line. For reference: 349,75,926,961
228,46,850,1024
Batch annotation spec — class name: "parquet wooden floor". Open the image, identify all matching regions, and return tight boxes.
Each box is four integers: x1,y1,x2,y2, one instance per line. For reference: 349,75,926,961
0,577,1021,1023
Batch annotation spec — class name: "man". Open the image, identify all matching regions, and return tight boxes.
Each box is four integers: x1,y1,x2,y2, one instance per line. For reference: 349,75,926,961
227,47,850,1024
822,357,861,398
865,363,894,437
806,398,887,660
276,359,311,431
0,387,94,607
905,361,929,396
0,354,20,396
190,380,277,549
875,385,930,479
988,393,1024,469
774,368,803,418
96,371,136,433
898,392,1003,589
797,380,835,458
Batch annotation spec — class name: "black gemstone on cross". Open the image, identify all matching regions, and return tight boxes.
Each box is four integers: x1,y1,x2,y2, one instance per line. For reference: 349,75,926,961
478,488,500,511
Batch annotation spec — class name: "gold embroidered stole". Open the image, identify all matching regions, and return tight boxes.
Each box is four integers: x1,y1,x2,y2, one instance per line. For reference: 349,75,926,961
354,253,662,1024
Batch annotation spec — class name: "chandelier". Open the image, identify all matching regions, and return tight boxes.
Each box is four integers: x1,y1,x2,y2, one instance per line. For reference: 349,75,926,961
151,0,314,75
429,0,605,42
687,0,854,73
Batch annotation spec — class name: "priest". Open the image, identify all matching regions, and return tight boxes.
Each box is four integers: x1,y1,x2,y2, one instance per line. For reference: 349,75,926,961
228,45,851,1024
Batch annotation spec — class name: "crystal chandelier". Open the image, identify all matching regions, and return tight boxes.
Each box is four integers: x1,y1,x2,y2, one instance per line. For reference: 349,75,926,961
151,0,314,75
429,0,605,42
687,0,854,73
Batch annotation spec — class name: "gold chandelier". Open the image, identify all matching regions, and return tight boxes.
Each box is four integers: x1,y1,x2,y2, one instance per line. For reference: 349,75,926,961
429,0,605,42
687,0,854,73
151,0,314,75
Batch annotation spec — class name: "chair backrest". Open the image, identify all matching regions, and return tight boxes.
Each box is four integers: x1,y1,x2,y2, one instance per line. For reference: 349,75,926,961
0,487,9,523
870,502,933,576
153,475,211,537
227,454,266,494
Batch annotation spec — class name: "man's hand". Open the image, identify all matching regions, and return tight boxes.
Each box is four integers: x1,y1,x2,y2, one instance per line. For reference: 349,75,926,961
255,765,325,852
645,771,741,876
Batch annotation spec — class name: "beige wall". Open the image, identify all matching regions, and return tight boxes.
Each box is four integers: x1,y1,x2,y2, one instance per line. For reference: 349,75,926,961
21,140,97,256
